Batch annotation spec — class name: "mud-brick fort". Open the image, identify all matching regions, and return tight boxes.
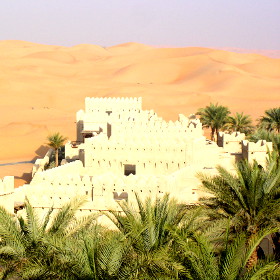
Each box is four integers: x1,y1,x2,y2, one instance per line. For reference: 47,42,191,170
0,97,272,218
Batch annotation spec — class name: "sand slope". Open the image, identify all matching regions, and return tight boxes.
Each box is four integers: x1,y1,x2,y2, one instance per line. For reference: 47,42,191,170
0,40,279,165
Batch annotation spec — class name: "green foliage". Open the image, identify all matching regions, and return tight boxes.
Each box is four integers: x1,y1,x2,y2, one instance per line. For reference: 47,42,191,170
0,196,98,279
259,107,280,133
199,159,280,236
0,189,279,279
226,112,255,134
197,103,231,141
46,132,67,150
175,227,279,280
106,194,187,279
46,132,67,167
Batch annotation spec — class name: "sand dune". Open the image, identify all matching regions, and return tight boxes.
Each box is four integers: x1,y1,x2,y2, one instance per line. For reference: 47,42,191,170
0,40,279,169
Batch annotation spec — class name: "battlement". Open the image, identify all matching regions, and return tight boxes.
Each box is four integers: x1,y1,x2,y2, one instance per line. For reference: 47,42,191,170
217,131,245,153
31,160,84,185
15,164,206,213
242,140,273,165
242,139,272,151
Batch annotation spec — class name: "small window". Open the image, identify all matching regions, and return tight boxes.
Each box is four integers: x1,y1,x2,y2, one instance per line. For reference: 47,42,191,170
124,164,136,176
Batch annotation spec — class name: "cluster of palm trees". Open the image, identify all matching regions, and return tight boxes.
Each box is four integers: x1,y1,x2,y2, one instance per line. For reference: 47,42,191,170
0,155,279,279
197,104,280,143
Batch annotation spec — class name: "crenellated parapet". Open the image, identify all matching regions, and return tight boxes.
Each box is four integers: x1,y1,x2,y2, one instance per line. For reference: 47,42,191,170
31,160,84,185
15,163,205,213
0,176,14,213
242,140,273,166
82,129,219,176
217,131,246,153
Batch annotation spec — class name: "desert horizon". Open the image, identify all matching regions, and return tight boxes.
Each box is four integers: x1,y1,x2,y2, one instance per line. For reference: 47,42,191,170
0,40,279,185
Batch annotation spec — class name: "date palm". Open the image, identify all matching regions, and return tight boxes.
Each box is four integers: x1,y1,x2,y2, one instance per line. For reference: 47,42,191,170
47,132,67,167
227,112,254,134
52,227,133,280
198,158,280,267
175,226,279,280
197,103,230,142
259,107,280,133
106,194,187,279
0,196,97,279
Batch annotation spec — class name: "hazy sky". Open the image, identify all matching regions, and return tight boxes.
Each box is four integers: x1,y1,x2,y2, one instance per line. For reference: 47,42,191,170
1,1,279,49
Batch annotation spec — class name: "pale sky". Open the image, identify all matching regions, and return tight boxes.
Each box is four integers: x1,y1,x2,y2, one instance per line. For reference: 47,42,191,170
0,0,279,49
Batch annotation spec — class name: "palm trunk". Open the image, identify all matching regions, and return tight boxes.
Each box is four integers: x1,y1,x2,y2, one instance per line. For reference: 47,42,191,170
246,229,259,270
55,149,59,167
246,247,258,270
211,128,215,141
216,129,219,144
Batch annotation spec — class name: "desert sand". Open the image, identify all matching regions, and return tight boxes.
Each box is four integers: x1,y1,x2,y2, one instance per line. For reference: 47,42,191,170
0,40,279,185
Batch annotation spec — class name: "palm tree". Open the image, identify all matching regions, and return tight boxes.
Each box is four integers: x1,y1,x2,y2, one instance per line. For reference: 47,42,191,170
227,112,254,134
106,193,187,279
47,132,67,167
174,226,279,279
197,103,230,142
53,226,133,280
0,196,97,279
259,107,280,133
198,158,280,267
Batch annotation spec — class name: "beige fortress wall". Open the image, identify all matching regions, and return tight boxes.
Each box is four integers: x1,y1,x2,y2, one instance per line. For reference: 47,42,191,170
82,133,220,176
0,176,14,213
15,161,208,213
7,97,273,220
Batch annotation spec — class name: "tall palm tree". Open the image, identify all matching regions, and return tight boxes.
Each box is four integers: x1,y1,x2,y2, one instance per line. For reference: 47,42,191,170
47,132,67,167
197,103,230,142
227,112,254,134
106,194,187,279
198,158,280,267
259,107,280,133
